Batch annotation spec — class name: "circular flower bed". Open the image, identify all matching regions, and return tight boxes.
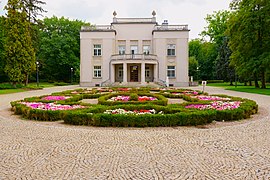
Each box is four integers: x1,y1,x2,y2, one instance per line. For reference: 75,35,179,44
10,87,258,127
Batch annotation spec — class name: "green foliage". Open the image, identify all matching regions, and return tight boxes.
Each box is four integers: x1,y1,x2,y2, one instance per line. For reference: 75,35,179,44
0,16,8,83
227,0,270,88
189,56,198,77
189,39,217,80
98,93,168,106
10,88,258,127
38,16,89,82
129,93,139,101
3,0,36,85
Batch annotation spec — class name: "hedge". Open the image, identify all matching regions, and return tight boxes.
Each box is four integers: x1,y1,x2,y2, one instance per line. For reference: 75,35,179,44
10,88,259,127
98,93,168,106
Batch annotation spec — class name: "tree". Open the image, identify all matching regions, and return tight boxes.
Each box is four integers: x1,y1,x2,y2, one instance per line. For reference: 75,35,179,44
3,0,36,86
227,0,270,88
38,16,89,82
189,39,217,80
201,10,235,83
0,16,8,83
189,56,198,80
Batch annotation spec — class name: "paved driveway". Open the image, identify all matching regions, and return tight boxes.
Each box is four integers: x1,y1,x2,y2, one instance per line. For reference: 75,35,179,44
0,86,269,179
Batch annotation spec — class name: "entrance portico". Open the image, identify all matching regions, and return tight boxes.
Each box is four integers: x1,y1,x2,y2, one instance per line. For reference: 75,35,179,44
111,54,158,84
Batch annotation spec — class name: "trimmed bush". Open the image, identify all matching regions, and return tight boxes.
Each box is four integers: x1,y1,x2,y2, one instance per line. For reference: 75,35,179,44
10,87,259,127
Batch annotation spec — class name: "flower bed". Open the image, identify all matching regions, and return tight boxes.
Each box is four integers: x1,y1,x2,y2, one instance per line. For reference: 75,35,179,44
10,87,258,127
41,96,70,101
185,101,241,110
104,108,162,115
192,95,231,101
20,102,85,111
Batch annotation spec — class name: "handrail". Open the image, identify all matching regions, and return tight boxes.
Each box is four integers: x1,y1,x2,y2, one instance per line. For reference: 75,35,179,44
155,78,167,87
154,25,188,31
81,25,113,31
111,54,158,61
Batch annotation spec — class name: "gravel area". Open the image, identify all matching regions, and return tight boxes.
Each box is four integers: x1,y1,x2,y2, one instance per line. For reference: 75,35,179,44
0,85,270,179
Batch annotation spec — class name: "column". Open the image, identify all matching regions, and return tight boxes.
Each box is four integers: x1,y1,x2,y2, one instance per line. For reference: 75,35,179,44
154,64,158,82
111,64,115,83
123,62,128,83
141,62,145,84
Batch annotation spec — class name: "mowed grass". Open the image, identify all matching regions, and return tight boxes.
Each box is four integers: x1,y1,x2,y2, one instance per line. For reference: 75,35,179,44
207,82,270,96
0,82,56,95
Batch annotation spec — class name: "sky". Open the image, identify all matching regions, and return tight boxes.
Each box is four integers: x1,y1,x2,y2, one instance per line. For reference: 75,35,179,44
0,0,231,39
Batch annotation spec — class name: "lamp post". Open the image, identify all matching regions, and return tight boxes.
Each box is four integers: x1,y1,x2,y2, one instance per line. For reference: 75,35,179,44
36,61,39,87
70,67,73,84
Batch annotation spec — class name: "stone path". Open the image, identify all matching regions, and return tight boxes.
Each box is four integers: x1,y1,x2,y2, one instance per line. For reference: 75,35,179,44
0,85,270,179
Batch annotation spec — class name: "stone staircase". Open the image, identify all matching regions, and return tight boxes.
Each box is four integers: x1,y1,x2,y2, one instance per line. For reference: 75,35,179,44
106,82,161,88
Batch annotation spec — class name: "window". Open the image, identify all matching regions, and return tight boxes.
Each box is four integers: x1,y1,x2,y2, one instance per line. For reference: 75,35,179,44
130,46,138,54
145,66,150,77
94,44,102,56
167,44,176,56
93,66,102,78
167,66,175,78
143,45,150,55
118,66,123,78
118,46,126,55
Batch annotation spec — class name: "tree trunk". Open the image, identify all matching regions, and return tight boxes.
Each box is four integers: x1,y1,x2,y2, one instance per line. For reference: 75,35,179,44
261,70,266,89
24,73,29,86
230,79,233,86
254,74,260,88
244,81,247,86
249,80,252,86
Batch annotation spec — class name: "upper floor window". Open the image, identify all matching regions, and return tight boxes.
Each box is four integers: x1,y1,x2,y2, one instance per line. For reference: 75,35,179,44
118,46,126,55
167,44,176,56
94,44,102,56
167,66,175,78
143,45,150,55
93,66,102,78
130,46,138,55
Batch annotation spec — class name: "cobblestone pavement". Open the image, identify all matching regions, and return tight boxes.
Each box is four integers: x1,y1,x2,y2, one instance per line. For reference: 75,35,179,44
0,86,270,179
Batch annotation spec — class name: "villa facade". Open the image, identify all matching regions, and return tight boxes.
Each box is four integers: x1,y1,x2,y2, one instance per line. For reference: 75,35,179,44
80,11,189,87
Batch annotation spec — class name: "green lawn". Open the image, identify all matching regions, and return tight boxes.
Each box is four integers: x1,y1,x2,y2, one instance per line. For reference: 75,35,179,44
207,82,270,96
0,82,56,95
0,89,26,95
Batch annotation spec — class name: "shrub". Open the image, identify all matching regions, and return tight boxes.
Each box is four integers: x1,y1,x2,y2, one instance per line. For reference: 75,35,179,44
10,87,258,127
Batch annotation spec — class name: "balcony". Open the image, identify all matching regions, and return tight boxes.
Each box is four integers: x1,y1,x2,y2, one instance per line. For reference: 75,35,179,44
111,54,158,63
154,25,189,31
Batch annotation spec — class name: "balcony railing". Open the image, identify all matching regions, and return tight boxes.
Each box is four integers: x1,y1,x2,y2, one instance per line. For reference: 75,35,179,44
81,25,113,31
154,25,188,31
111,54,157,61
113,18,156,23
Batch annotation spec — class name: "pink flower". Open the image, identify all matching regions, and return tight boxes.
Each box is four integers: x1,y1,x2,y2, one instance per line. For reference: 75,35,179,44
185,101,241,110
41,96,70,101
20,102,85,111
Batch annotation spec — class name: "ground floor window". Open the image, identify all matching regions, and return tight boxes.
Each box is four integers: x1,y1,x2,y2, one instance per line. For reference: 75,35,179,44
167,66,175,78
94,66,102,78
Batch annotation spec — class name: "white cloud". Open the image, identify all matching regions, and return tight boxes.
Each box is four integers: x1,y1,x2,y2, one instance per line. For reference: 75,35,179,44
0,0,231,39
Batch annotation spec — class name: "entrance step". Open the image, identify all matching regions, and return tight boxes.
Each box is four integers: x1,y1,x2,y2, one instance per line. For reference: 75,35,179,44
106,82,162,88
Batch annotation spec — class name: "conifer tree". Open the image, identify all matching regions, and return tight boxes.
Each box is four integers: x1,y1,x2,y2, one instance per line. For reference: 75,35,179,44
4,0,35,86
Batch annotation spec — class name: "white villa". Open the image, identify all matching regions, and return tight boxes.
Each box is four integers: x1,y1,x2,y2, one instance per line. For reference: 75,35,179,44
80,11,189,87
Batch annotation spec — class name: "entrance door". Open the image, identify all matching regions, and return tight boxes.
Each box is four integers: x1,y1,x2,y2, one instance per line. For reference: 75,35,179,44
130,66,138,82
